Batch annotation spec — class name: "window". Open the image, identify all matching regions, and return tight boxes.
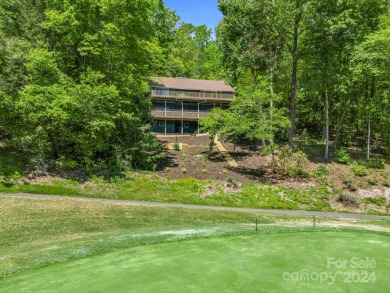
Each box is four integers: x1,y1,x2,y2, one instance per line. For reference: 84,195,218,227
184,123,189,128
152,100,165,110
158,121,165,126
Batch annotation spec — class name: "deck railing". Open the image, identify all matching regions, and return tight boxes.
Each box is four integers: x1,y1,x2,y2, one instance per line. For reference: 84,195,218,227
151,89,234,101
152,110,210,119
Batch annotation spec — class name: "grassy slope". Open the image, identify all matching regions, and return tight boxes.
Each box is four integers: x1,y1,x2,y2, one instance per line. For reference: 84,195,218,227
0,144,388,214
0,175,334,211
1,231,389,292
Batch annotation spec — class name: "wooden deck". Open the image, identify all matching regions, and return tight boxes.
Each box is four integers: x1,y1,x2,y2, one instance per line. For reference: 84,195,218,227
151,90,234,101
152,110,209,120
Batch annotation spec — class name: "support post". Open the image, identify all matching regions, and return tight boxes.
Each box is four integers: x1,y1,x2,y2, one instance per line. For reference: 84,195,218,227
164,119,166,135
181,119,184,135
313,215,316,227
256,217,258,231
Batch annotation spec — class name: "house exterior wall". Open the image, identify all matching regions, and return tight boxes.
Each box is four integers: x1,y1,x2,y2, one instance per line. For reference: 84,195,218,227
149,79,234,134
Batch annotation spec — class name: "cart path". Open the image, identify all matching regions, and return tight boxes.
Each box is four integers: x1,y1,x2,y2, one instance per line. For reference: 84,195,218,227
1,192,390,220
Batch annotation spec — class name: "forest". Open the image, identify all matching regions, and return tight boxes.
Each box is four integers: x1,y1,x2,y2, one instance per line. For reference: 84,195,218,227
0,0,389,173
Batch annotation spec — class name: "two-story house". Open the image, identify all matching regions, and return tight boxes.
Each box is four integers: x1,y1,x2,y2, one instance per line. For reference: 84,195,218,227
150,77,235,134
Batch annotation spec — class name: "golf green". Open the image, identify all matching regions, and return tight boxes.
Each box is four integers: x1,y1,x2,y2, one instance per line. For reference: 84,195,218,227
1,231,389,292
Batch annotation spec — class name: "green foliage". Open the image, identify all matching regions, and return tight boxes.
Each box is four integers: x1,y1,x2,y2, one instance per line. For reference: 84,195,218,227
336,149,351,164
296,129,315,146
173,136,180,151
363,197,386,206
164,22,223,79
1,0,389,175
25,48,62,86
313,164,330,177
277,147,310,178
0,148,26,179
365,158,385,169
342,178,358,192
350,164,369,177
0,0,171,172
9,71,162,171
226,176,238,188
199,108,228,158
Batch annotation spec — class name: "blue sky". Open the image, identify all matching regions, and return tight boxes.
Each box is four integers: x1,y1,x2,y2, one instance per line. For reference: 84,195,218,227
164,0,222,31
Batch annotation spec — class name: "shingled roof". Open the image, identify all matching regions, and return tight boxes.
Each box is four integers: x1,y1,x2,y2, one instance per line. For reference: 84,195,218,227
151,77,235,92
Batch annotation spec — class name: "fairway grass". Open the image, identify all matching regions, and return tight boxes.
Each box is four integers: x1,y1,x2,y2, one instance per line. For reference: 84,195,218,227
0,196,301,277
1,231,389,292
1,197,389,292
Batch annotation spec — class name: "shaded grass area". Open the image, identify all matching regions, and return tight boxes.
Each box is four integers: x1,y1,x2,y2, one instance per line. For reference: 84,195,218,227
1,231,389,292
0,148,26,179
0,196,305,277
0,175,334,211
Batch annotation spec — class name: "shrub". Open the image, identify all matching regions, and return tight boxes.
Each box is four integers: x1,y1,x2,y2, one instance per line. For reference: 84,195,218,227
336,148,350,164
201,168,207,173
164,167,171,171
181,167,187,173
350,164,368,177
277,147,310,178
383,181,390,187
223,169,228,174
173,136,180,151
173,142,180,151
226,176,239,188
364,197,386,206
367,178,378,186
337,193,359,207
297,128,315,146
342,179,357,192
365,158,385,169
195,154,207,161
313,164,329,177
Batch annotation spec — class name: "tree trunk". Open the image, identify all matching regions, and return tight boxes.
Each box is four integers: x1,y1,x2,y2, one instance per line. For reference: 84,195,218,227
269,58,275,153
270,61,274,117
367,114,371,160
288,19,299,144
325,88,329,160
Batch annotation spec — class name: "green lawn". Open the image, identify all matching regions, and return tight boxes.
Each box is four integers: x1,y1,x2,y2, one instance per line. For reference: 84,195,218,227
0,196,302,277
1,231,389,292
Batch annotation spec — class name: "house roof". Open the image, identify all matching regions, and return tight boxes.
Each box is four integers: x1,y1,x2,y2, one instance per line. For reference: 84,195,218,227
151,77,235,92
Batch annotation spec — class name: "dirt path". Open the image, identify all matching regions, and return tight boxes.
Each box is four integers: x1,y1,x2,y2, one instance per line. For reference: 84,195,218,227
1,193,389,220
214,134,238,167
